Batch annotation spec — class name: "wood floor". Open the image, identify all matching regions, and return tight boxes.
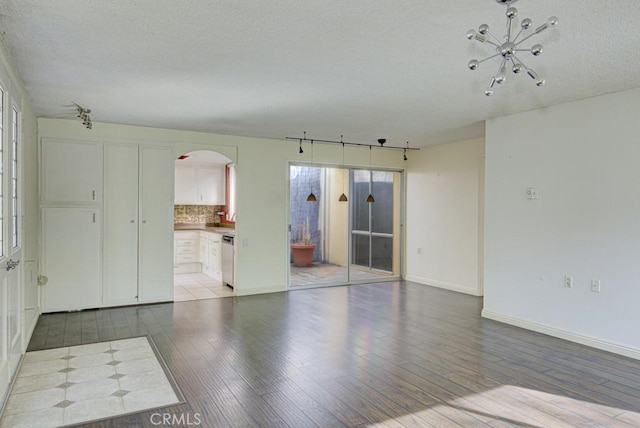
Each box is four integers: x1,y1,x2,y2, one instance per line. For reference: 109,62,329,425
26,281,640,427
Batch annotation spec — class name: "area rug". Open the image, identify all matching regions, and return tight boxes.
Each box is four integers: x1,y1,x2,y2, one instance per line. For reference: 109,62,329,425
0,336,184,427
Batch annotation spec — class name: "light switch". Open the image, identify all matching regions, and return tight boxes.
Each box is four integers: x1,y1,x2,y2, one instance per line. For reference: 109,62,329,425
526,187,538,200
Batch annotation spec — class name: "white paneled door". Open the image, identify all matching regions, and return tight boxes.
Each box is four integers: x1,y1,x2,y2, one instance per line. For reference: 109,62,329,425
1,93,24,403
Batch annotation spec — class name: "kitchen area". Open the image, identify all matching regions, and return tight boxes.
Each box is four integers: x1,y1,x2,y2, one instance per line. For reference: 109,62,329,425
173,150,236,301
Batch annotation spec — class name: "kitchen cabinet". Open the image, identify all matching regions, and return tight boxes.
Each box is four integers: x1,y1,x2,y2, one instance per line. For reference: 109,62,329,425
174,231,200,274
41,138,102,205
41,207,102,311
104,143,174,305
174,165,224,205
174,166,198,204
199,231,222,281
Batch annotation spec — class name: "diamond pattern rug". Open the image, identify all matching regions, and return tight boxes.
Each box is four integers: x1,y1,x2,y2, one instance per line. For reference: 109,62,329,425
1,336,183,427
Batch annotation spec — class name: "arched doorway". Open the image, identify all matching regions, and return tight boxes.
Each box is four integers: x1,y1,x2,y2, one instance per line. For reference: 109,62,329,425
173,150,236,301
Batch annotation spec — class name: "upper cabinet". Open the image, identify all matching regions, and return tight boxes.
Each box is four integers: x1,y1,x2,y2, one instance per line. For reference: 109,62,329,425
175,165,225,205
174,166,198,203
41,138,103,205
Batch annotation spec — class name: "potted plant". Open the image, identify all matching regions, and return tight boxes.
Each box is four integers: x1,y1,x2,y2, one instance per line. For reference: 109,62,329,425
291,217,316,267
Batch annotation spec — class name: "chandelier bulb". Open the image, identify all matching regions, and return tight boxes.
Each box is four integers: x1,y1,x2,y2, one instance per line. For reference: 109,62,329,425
521,18,532,30
468,59,479,70
536,79,545,87
484,90,494,97
547,16,559,26
506,7,518,19
479,24,489,35
466,29,477,40
531,44,543,56
512,63,523,74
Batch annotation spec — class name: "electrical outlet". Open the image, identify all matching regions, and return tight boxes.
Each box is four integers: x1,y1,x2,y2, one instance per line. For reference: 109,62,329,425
564,275,573,288
591,279,601,293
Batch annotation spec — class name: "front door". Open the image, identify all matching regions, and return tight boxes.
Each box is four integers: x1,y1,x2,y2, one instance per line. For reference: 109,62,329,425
0,95,23,400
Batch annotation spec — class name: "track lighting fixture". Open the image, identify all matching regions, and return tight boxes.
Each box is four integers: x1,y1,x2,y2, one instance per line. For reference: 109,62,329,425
73,102,93,129
287,133,419,157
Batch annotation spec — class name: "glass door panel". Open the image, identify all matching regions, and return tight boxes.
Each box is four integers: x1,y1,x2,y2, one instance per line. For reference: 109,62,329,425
350,170,400,277
289,165,348,287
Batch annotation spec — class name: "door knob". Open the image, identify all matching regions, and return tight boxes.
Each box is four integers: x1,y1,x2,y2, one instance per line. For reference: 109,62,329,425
6,259,19,271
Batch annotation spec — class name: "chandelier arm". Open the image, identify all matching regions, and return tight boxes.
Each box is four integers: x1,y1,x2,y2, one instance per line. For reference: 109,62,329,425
514,32,538,46
477,52,503,65
480,38,501,48
511,54,529,70
512,28,525,43
494,57,508,83
484,31,504,46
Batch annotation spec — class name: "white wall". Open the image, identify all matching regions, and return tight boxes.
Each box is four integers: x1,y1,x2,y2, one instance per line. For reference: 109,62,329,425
405,138,485,295
37,119,406,296
484,87,640,359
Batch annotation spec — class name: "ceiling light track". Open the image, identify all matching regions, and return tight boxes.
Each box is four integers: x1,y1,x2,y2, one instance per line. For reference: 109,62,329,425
286,133,420,153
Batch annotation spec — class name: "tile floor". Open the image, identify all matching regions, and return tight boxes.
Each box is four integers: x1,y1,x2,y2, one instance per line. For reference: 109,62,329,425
173,273,234,301
290,262,394,286
0,337,181,428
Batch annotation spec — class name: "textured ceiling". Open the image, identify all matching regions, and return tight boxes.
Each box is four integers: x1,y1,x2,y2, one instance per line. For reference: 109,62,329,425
1,0,639,146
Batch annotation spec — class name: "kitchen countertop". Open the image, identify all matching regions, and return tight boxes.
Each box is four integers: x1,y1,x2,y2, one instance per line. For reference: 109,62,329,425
174,223,235,236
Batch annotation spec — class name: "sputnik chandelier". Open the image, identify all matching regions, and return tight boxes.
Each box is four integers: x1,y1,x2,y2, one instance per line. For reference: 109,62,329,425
73,102,93,129
466,0,558,96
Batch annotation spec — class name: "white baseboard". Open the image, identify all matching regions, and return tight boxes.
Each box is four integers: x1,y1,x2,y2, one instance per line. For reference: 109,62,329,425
482,310,640,361
405,275,482,296
235,284,285,297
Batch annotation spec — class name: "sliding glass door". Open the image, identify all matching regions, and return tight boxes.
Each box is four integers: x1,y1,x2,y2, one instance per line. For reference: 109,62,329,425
289,165,401,288
352,170,397,273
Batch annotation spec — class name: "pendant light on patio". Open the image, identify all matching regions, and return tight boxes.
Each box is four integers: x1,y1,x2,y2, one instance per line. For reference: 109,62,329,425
339,136,348,202
306,140,317,202
366,145,375,203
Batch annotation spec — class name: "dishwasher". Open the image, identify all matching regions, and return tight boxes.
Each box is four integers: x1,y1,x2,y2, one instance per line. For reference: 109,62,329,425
221,235,234,288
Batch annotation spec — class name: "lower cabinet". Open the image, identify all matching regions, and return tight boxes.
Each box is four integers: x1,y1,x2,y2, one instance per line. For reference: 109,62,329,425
200,231,222,281
174,231,200,274
174,231,221,281
41,207,102,312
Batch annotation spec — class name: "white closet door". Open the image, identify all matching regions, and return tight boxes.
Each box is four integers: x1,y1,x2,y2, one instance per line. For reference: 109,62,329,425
41,139,102,205
138,145,174,302
41,208,101,312
103,144,139,304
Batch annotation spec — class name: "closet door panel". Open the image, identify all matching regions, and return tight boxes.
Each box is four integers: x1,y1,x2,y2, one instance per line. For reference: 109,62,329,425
41,208,101,312
138,145,174,302
41,139,102,205
103,144,139,304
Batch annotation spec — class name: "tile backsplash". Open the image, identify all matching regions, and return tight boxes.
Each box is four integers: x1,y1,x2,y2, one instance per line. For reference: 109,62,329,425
174,205,224,224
